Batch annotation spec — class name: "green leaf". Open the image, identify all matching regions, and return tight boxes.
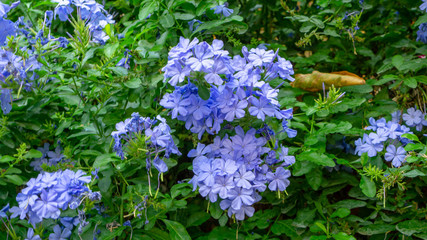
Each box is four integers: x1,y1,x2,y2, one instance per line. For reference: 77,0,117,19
218,214,228,227
124,78,141,89
359,176,376,198
186,211,210,227
139,1,156,20
315,222,328,234
209,201,223,219
109,67,128,76
98,176,111,192
404,143,425,151
306,168,322,190
0,155,15,163
82,48,96,66
396,220,427,236
415,14,427,27
171,183,192,199
357,224,395,235
271,220,301,239
24,149,42,159
309,17,325,28
373,75,398,85
93,154,118,168
5,175,25,185
100,226,125,240
377,62,393,74
310,236,328,240
403,77,417,88
191,15,244,35
297,151,336,167
316,0,329,7
174,13,196,20
406,156,419,163
323,28,340,37
332,233,356,240
162,219,191,240
401,133,419,142
392,55,404,71
331,200,367,209
294,208,316,228
331,208,351,218
403,169,426,178
104,42,119,58
160,14,175,28
198,85,210,100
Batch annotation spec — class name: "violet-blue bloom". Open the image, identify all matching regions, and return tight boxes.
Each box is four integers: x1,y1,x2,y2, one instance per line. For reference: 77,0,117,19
420,0,427,12
403,107,423,126
384,145,406,168
49,225,72,240
25,228,41,240
266,167,291,191
212,2,233,17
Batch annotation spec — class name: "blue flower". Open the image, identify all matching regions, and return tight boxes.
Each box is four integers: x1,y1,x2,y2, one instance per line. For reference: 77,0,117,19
188,19,202,32
24,228,41,240
48,145,64,164
248,48,275,67
384,145,406,168
231,204,254,221
212,2,233,17
0,18,16,46
0,1,19,18
221,99,247,121
153,157,168,173
163,60,191,86
228,188,254,210
49,225,71,240
116,50,132,69
266,167,291,191
368,127,389,144
417,23,427,44
234,166,255,189
32,189,60,219
278,146,295,167
0,203,9,218
248,97,275,121
187,42,215,71
0,88,12,114
52,0,73,21
402,107,423,126
358,134,383,157
420,0,427,12
212,176,234,198
160,92,192,119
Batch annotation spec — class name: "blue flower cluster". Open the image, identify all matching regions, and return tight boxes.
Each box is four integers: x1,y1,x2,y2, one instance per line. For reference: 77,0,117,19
112,113,181,173
160,37,295,139
30,143,72,171
188,127,295,220
8,169,97,226
0,1,78,114
160,38,296,220
52,0,115,44
355,108,427,167
0,47,41,114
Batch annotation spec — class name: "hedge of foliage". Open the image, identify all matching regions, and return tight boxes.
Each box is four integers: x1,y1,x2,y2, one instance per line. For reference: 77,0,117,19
1,0,427,239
